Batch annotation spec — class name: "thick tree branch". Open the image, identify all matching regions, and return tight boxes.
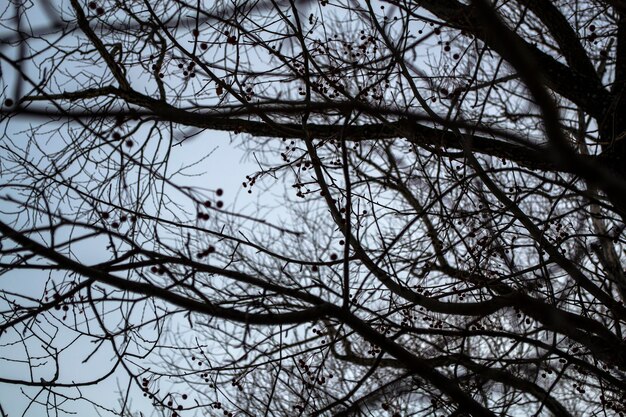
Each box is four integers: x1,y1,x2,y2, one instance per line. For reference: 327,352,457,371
392,0,610,120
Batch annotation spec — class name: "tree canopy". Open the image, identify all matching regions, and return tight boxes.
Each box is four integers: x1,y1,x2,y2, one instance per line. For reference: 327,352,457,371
1,0,625,416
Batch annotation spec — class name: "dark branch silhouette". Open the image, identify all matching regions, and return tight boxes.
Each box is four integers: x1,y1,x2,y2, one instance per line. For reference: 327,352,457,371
1,0,625,416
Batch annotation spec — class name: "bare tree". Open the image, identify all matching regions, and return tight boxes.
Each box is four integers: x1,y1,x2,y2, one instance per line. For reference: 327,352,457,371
1,0,625,416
